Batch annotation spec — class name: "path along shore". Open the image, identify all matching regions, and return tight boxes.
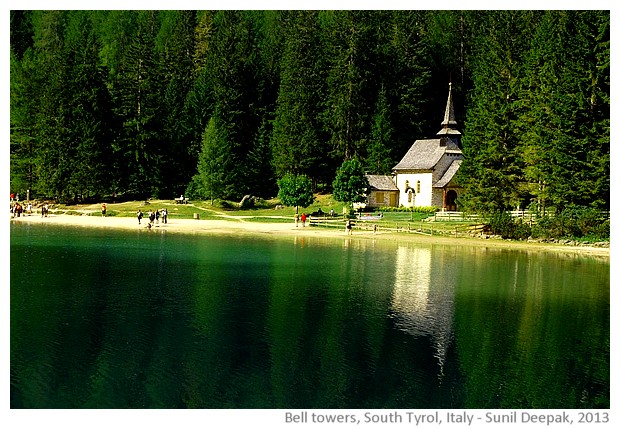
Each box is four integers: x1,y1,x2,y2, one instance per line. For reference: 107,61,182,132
9,212,610,258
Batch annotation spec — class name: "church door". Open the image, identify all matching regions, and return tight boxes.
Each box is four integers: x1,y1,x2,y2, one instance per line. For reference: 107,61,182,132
446,190,458,211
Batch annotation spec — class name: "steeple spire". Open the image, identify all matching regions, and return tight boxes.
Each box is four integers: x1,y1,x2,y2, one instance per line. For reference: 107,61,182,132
437,82,461,138
441,82,457,127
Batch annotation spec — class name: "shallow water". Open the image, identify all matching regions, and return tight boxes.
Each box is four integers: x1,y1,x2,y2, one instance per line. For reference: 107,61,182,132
10,223,609,408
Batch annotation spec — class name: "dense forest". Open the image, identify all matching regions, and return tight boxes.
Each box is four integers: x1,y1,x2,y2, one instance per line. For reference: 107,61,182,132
10,10,609,213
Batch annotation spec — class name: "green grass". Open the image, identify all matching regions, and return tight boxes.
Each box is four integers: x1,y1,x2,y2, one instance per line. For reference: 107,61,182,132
51,196,479,236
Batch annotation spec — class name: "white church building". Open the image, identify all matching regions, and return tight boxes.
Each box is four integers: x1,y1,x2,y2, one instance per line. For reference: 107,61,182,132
365,83,464,212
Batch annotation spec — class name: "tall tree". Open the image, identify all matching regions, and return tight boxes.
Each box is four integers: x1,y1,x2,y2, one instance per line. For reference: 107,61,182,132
201,11,264,200
109,11,163,197
519,11,610,212
365,85,394,175
155,10,198,197
458,11,537,212
61,11,116,199
27,10,74,200
321,11,379,161
190,116,234,201
271,11,328,181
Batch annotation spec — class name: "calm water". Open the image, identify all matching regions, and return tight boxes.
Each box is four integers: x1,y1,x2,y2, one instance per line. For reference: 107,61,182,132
10,223,609,409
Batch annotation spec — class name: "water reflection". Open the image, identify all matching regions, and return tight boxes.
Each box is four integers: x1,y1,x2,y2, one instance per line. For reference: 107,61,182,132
391,245,456,378
10,225,609,409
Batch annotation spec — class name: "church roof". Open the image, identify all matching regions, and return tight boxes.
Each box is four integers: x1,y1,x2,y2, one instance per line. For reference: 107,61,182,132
392,138,461,171
366,174,399,191
433,159,462,188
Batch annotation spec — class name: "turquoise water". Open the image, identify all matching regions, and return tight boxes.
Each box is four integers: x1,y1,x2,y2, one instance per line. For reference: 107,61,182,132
10,223,609,408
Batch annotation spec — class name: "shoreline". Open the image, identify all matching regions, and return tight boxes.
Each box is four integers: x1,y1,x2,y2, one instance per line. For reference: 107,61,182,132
9,212,610,258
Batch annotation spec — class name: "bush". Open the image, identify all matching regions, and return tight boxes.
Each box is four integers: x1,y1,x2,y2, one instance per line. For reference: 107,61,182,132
377,206,439,214
487,211,531,240
531,206,609,240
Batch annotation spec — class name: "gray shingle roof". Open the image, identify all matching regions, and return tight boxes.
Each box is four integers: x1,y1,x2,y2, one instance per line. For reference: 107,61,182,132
433,159,462,188
366,175,399,191
392,138,461,171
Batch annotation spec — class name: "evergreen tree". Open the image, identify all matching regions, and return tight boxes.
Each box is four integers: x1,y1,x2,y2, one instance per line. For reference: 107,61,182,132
27,10,74,200
271,11,328,180
61,11,116,200
365,86,394,175
458,11,537,212
203,11,263,200
519,11,609,212
190,116,234,201
321,11,378,161
109,11,163,197
155,11,198,197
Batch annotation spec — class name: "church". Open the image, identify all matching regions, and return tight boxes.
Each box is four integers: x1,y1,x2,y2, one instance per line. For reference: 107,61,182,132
364,83,464,212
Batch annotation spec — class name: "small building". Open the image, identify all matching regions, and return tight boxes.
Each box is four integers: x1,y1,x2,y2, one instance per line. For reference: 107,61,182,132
364,174,400,208
392,83,464,211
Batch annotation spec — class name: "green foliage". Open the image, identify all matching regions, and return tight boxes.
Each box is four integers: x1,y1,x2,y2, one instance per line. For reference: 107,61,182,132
9,10,609,218
190,116,234,201
276,173,314,210
377,206,439,214
332,159,369,205
531,206,609,240
487,212,532,240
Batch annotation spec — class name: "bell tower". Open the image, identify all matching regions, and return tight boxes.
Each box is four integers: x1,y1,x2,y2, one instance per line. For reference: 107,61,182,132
436,82,461,147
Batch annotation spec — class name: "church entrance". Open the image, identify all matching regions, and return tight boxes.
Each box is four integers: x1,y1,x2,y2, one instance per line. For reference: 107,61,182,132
445,190,458,211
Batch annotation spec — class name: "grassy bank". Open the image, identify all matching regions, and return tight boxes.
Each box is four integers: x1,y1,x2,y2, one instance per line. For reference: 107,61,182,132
30,195,609,246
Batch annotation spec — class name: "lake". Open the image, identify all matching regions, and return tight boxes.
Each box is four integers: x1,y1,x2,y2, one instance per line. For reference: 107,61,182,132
10,223,609,409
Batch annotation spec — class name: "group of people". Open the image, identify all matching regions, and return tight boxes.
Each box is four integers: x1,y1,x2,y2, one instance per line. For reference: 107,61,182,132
10,201,37,217
294,212,308,227
137,208,168,227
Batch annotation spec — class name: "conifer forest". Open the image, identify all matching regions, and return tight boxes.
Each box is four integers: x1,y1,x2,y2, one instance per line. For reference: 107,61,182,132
10,10,609,213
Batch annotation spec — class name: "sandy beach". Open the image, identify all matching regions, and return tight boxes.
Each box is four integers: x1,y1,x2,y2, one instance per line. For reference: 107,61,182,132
9,212,610,257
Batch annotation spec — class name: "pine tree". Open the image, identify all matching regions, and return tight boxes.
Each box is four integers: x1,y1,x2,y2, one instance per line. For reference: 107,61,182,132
458,11,537,212
109,11,163,197
519,11,609,212
271,11,327,180
365,86,394,175
321,11,378,161
191,116,234,201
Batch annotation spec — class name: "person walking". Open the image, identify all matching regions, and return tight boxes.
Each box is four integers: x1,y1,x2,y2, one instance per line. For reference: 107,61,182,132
101,203,107,217
137,210,143,225
301,213,307,227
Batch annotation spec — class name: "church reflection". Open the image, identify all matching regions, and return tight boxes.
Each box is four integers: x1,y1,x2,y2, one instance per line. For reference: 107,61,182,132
390,245,457,377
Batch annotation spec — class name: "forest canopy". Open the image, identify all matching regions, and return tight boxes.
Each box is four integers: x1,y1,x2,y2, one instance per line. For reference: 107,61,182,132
10,10,609,213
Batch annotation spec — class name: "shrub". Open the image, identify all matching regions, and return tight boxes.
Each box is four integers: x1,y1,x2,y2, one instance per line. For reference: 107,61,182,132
487,211,531,240
377,206,439,214
531,206,609,240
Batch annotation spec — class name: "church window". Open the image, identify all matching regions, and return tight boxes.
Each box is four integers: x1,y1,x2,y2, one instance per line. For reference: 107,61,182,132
416,180,421,194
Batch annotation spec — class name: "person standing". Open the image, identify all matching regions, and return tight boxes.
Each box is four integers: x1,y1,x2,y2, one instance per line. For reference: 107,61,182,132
346,219,353,235
101,203,107,217
162,208,168,224
137,210,143,225
301,213,307,227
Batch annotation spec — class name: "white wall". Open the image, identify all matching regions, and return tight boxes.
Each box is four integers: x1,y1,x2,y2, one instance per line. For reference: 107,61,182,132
395,172,433,207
